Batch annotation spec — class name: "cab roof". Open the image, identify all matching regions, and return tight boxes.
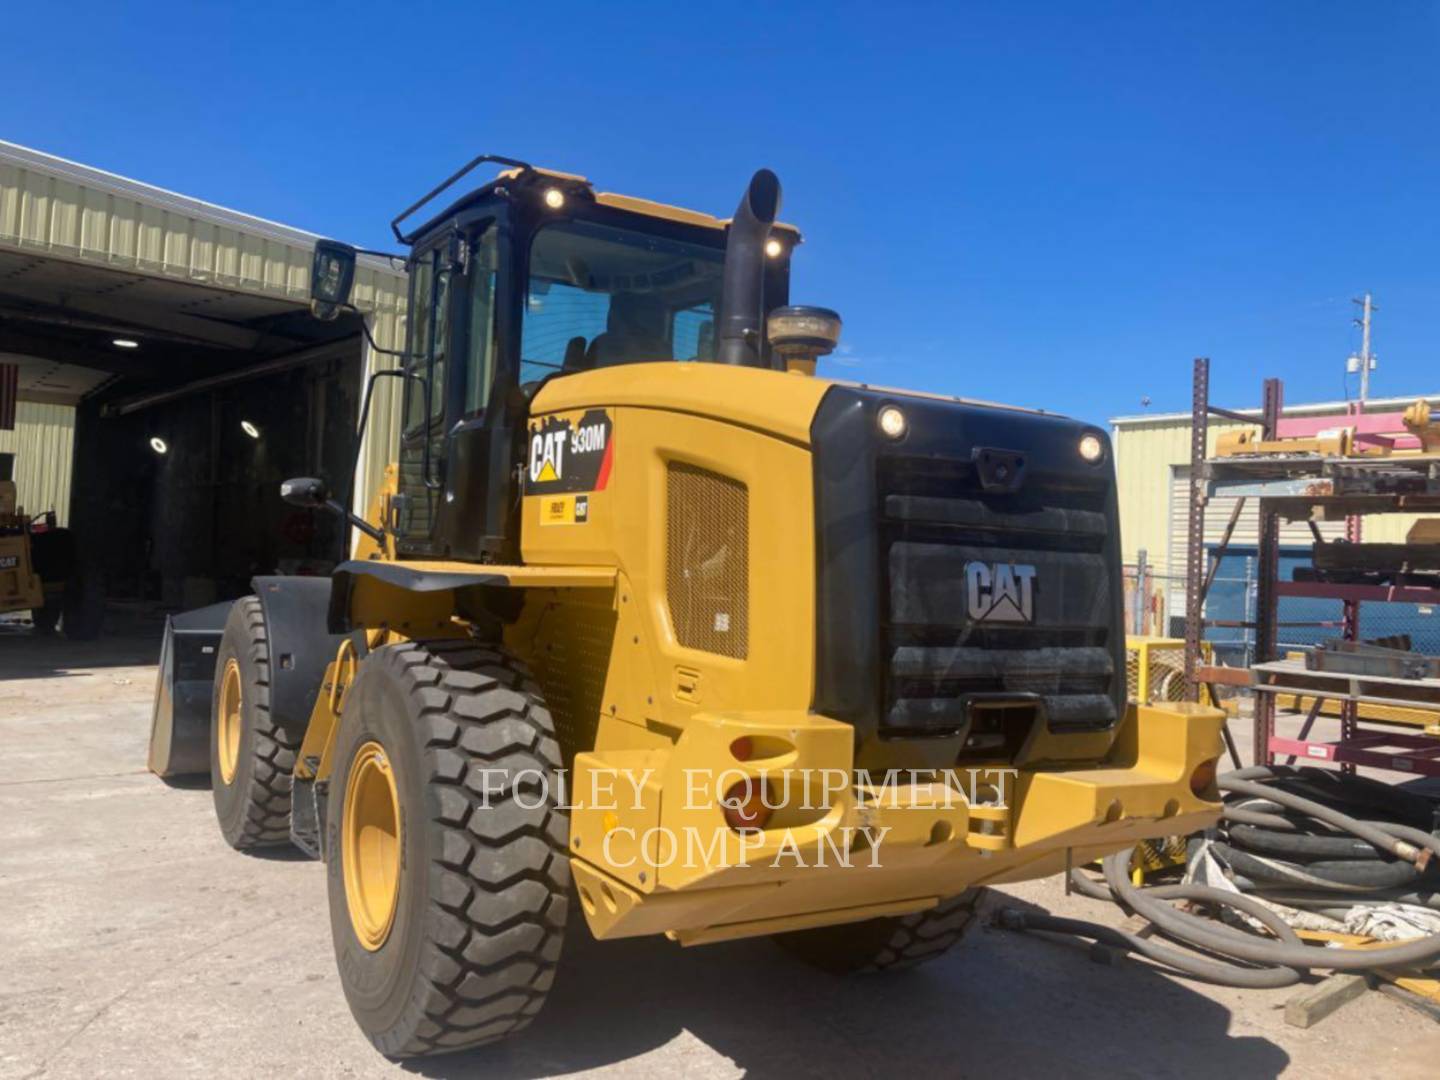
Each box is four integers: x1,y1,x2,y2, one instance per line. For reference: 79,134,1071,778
401,161,801,247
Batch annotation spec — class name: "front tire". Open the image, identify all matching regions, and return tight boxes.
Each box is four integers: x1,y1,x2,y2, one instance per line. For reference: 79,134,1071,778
774,888,990,974
210,596,297,848
325,639,569,1059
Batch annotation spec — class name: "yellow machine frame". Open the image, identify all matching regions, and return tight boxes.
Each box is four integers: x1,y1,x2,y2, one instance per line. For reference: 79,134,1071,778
290,366,1226,945
0,481,44,615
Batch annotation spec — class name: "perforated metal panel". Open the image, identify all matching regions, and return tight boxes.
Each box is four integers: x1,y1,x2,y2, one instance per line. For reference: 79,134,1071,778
666,463,748,659
528,600,615,764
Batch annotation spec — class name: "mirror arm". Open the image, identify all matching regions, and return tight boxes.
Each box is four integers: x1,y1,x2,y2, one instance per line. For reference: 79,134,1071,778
347,307,409,359
326,498,385,544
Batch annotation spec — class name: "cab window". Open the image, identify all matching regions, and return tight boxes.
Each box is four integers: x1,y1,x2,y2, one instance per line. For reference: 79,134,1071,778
464,230,500,416
521,220,724,385
402,251,435,434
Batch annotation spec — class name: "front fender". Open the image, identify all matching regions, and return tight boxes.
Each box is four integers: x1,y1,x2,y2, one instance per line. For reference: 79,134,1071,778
252,576,348,736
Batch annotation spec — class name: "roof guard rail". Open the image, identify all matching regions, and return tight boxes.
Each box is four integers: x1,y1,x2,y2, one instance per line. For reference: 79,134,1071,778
390,152,534,244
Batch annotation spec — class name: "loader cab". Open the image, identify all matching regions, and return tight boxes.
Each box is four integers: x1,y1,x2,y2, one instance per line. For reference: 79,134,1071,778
367,167,796,562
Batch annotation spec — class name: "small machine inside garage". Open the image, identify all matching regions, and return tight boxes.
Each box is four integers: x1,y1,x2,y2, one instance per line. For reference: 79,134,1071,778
0,250,366,628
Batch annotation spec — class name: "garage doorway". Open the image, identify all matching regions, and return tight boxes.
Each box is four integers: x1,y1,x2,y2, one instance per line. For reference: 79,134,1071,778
0,250,365,630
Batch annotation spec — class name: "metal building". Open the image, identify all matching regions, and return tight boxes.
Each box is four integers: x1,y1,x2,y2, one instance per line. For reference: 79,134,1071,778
0,140,408,617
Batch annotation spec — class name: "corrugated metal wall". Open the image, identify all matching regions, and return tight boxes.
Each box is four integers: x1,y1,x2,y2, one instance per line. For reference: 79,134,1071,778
1113,416,1247,575
0,400,74,523
0,142,409,524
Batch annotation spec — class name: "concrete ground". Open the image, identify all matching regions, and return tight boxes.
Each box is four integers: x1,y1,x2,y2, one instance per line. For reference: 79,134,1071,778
1,624,1436,1079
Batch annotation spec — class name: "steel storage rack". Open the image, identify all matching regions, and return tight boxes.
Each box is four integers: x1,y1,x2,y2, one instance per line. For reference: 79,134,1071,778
1182,359,1440,777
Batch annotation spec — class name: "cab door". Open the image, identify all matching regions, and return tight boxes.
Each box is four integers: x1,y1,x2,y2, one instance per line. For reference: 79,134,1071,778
394,246,451,551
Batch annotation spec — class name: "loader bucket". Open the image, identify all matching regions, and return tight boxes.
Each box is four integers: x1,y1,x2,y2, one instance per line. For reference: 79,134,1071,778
147,601,232,778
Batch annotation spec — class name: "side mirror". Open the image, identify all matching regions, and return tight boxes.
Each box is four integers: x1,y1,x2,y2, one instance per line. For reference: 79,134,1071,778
280,476,386,546
310,240,357,321
280,476,329,508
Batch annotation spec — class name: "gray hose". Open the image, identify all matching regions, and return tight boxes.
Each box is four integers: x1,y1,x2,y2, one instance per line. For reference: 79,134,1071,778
1096,848,1440,971
996,905,1303,988
1224,803,1440,858
1252,887,1440,911
1220,771,1439,865
996,767,1440,986
1227,823,1383,861
1212,842,1423,892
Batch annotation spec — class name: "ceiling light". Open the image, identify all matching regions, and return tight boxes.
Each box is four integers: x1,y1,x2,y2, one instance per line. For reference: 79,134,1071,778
240,420,260,439
113,338,139,349
149,437,169,454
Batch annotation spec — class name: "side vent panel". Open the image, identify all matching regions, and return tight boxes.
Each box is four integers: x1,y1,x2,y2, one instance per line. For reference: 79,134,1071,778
666,463,749,659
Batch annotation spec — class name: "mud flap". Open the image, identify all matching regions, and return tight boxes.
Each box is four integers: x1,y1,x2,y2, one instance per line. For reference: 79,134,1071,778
146,601,232,778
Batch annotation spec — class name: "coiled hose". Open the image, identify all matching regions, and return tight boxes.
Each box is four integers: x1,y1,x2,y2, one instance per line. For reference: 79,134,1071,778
996,766,1440,988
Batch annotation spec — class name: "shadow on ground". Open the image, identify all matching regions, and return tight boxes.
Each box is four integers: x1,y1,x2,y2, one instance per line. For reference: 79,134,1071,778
0,616,163,679
405,899,1291,1080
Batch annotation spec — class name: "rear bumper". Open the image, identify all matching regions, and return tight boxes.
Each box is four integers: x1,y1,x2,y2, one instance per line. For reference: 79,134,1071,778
568,701,1224,943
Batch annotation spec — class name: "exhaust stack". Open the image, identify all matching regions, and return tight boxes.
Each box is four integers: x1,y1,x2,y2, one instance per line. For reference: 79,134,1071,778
716,169,782,367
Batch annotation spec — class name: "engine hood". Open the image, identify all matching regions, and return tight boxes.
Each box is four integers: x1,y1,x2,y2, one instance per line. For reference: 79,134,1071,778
527,361,833,446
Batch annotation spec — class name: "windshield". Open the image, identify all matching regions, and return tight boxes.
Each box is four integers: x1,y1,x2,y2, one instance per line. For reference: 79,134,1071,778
521,220,725,384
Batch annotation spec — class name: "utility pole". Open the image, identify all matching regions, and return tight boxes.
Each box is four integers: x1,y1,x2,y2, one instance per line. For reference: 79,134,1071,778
1352,293,1377,403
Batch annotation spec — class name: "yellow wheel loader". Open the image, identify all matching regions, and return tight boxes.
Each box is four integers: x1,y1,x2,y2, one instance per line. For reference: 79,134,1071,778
148,155,1224,1058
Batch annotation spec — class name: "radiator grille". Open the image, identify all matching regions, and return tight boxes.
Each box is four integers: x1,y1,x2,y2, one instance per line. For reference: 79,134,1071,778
879,456,1119,733
666,463,748,659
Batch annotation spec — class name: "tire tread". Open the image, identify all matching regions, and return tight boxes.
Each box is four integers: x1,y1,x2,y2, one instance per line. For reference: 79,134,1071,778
357,639,568,1059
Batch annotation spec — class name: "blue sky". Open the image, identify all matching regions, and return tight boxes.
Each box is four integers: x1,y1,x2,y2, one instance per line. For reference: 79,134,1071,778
4,2,1438,424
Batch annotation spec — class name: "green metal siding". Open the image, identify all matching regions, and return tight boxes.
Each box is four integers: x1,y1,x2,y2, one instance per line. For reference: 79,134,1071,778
0,401,75,524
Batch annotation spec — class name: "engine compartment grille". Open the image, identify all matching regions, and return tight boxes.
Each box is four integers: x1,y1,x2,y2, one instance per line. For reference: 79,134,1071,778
666,462,748,659
879,456,1119,734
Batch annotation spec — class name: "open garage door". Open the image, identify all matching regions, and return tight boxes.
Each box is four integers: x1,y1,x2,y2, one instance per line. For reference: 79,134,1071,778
0,249,365,629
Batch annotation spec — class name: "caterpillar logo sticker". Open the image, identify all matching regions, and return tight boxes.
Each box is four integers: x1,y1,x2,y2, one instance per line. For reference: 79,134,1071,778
0,554,17,570
526,408,614,494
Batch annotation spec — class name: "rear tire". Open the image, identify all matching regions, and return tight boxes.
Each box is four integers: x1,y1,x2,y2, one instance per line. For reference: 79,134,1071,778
210,596,297,849
774,888,990,974
326,639,570,1059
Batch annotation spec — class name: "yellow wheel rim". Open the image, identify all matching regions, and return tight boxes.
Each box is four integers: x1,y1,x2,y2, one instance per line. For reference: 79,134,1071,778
343,741,402,951
217,658,243,785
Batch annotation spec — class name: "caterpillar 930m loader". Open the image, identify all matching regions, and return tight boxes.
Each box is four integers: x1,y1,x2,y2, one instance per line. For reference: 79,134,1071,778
148,154,1225,1058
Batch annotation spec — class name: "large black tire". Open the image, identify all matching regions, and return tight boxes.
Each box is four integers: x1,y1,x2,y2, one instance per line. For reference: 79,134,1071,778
210,596,297,848
774,888,990,974
325,639,570,1059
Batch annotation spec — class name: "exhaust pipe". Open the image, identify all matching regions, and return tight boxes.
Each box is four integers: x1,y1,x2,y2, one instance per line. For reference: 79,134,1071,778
716,169,782,367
